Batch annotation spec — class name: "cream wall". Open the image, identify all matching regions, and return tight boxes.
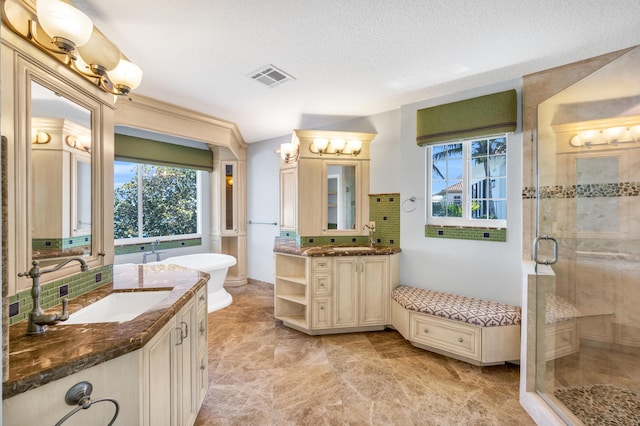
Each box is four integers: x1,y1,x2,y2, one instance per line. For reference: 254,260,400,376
247,88,524,306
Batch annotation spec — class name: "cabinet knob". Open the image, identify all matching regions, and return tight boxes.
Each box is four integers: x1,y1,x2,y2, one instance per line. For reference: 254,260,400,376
200,321,205,335
200,360,206,371
423,328,429,334
320,306,324,310
199,294,206,301
458,337,464,343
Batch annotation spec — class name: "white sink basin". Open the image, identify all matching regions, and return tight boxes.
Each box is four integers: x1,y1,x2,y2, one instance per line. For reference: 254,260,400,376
332,246,374,252
63,291,171,324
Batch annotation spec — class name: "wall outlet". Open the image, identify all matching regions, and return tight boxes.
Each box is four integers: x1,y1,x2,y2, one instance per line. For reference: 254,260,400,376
369,221,376,229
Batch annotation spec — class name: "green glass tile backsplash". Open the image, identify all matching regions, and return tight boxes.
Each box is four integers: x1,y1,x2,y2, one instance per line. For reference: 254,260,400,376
9,264,113,325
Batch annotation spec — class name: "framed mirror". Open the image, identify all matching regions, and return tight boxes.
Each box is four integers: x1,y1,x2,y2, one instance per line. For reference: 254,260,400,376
324,162,357,232
30,80,93,260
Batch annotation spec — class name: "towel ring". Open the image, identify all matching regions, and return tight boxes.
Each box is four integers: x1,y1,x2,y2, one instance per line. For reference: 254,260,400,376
402,196,417,213
55,381,119,426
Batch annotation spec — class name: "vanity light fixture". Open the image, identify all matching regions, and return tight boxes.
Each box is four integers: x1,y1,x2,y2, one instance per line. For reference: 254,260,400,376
3,0,143,97
569,124,640,148
65,134,91,153
31,129,51,144
309,138,362,156
36,0,93,55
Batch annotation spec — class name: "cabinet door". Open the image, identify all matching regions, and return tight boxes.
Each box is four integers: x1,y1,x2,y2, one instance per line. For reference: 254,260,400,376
333,257,358,327
279,167,297,230
145,318,177,426
359,256,389,326
177,298,198,426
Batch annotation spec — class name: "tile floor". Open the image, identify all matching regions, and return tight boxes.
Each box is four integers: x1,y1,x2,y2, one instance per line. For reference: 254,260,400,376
194,282,535,425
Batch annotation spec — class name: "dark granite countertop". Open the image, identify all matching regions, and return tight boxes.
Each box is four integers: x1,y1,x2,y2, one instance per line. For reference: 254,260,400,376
273,240,401,256
3,263,208,399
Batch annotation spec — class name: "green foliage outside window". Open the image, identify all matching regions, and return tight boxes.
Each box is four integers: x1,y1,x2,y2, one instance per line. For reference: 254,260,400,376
114,164,198,239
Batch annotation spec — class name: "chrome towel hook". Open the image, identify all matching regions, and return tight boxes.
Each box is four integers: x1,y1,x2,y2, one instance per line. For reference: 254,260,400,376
55,381,119,426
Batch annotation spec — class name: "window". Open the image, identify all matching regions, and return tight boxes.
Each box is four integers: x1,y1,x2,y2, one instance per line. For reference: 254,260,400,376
427,136,507,228
114,161,202,242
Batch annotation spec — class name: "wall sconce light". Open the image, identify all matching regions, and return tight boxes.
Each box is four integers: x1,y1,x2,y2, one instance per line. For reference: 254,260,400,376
65,134,91,153
3,0,143,97
570,125,640,148
309,138,362,156
275,134,300,163
31,129,51,144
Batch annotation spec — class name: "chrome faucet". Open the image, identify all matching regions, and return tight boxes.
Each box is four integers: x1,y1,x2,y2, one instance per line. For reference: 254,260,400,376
363,224,376,247
18,257,89,335
142,239,163,263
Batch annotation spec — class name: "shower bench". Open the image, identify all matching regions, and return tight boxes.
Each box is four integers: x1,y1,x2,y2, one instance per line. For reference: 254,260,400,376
390,285,522,366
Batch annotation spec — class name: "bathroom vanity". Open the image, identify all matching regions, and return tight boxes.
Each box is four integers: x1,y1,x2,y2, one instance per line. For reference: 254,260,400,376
3,264,209,426
274,244,400,334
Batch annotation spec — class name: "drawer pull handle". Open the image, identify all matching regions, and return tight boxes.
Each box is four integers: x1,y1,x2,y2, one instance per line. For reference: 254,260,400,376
562,337,569,343
199,294,206,301
318,262,326,267
200,322,205,335
458,337,464,343
423,328,429,333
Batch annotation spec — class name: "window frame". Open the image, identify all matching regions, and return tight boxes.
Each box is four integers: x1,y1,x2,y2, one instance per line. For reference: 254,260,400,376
425,135,508,229
113,161,204,245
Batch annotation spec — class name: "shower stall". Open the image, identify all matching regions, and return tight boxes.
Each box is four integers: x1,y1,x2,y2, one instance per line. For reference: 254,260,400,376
521,46,640,425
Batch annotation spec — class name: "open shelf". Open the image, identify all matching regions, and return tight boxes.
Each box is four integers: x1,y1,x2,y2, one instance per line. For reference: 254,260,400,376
278,315,307,329
275,275,307,285
276,294,307,306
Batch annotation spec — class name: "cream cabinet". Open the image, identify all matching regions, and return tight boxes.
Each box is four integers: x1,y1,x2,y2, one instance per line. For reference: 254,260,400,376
334,256,389,328
275,253,399,335
143,290,207,426
4,290,208,425
211,149,248,286
279,130,376,237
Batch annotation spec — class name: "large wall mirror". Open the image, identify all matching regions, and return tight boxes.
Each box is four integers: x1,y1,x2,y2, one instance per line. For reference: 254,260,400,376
12,54,110,294
31,81,93,260
324,162,357,232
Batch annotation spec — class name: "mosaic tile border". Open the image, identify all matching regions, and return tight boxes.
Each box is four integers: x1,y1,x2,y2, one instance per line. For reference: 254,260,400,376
114,238,202,256
425,225,507,242
522,181,640,199
9,264,113,325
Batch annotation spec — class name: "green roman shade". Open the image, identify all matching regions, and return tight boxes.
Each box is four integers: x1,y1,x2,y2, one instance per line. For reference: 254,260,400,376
115,134,214,172
416,89,517,146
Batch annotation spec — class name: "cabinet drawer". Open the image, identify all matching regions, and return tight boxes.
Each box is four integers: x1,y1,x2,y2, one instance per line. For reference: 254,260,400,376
411,314,481,361
545,320,578,360
311,297,332,329
311,258,332,272
312,274,332,295
196,286,207,312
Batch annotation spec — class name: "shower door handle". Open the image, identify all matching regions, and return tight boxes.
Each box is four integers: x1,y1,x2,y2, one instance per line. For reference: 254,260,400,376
533,235,558,265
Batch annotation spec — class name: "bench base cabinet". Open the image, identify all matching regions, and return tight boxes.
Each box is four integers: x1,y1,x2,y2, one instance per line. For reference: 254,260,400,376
275,253,399,335
391,299,520,366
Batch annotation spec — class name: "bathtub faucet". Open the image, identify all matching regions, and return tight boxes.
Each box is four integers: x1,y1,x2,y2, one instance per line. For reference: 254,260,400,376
18,257,89,335
142,239,164,263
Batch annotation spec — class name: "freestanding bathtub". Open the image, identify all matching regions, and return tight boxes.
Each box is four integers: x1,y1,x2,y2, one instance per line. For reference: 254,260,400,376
157,253,237,312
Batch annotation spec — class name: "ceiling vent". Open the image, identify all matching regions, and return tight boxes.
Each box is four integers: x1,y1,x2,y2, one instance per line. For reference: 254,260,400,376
249,64,295,88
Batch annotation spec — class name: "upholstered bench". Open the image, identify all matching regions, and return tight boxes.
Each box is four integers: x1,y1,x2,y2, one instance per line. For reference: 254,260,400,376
390,285,522,366
544,293,579,360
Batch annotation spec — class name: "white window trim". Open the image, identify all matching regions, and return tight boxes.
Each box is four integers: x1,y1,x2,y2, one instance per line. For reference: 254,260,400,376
114,164,204,245
425,137,507,229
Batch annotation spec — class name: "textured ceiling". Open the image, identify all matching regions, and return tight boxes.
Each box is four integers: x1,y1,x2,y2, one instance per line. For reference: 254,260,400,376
74,0,640,143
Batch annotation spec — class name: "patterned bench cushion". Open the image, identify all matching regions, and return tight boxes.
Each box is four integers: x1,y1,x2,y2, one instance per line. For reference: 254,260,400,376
391,285,521,327
546,294,579,325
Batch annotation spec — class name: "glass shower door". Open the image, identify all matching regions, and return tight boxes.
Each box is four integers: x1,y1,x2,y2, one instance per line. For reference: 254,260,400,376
534,46,640,425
